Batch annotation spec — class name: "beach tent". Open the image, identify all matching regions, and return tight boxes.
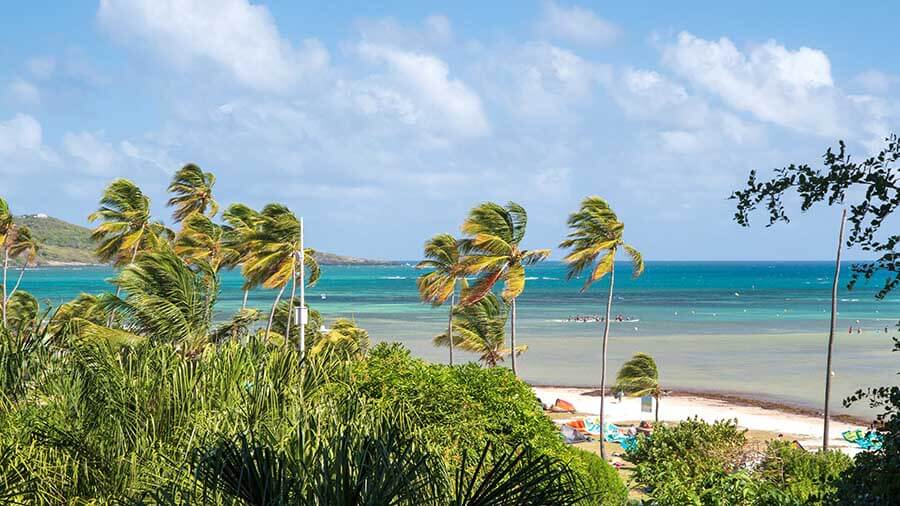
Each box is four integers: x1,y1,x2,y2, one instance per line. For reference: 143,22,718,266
549,398,576,413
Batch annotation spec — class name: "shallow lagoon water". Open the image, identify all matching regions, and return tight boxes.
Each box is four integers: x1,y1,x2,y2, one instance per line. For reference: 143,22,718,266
17,261,898,417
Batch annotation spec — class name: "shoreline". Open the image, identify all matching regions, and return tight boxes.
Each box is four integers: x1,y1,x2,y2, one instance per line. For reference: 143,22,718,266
532,385,870,454
530,383,872,426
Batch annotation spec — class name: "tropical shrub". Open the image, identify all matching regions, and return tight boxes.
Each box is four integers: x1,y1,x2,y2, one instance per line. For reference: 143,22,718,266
352,342,627,505
758,440,852,504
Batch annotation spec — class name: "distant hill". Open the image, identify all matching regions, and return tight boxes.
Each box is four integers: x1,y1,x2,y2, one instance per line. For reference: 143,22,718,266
12,215,396,266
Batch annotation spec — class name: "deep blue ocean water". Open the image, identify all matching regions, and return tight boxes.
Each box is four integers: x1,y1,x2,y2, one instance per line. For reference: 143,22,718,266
14,261,899,416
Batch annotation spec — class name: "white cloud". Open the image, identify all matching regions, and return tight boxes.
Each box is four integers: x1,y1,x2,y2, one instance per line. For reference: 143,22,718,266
853,70,899,94
63,131,121,175
6,78,40,106
477,42,608,121
357,42,489,138
355,14,453,48
0,114,44,156
537,1,621,46
97,0,329,93
662,32,845,137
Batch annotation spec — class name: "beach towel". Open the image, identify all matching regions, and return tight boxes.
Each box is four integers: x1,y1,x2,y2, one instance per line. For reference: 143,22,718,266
842,429,883,450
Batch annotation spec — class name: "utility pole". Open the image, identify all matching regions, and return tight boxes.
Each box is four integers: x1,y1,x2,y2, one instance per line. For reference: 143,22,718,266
823,208,846,452
295,218,308,358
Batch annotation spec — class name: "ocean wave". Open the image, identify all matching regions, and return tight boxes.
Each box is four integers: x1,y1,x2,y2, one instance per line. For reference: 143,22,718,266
542,277,559,280
525,277,539,280
379,276,408,280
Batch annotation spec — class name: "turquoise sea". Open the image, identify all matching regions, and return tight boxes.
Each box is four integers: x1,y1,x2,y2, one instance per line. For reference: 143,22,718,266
15,261,899,417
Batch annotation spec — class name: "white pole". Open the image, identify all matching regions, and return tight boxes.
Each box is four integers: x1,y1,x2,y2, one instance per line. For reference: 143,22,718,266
299,217,306,357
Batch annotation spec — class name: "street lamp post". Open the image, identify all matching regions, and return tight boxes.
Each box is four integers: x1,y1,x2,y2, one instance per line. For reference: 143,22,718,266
295,218,308,358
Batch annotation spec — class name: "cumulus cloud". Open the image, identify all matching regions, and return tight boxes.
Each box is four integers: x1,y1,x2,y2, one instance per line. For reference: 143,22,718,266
537,1,621,46
97,0,329,92
0,114,44,156
63,131,121,175
476,42,609,121
6,78,40,106
661,32,847,137
356,42,490,138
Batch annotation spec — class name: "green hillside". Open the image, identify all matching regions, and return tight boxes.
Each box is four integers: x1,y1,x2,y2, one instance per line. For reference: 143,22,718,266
13,215,97,265
11,215,394,266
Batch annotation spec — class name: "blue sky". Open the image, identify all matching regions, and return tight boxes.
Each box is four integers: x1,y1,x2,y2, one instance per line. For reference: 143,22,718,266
1,1,898,260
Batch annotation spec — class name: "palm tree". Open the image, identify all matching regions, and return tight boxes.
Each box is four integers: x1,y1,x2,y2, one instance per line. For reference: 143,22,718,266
614,353,661,422
433,293,525,367
99,246,214,351
89,179,172,280
0,197,11,327
222,203,264,309
459,202,550,377
416,234,467,365
175,213,240,274
6,225,39,306
167,163,218,223
241,204,319,342
560,196,644,460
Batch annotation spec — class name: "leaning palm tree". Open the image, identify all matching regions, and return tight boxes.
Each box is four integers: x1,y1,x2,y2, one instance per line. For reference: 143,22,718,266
167,163,218,223
459,202,550,376
175,213,240,274
5,225,39,308
242,204,319,342
560,196,644,460
614,353,661,422
89,179,172,281
416,234,468,365
433,293,524,367
98,245,214,351
222,203,264,309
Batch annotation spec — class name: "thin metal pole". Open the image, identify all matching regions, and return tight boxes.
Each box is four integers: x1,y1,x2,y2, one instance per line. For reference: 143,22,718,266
823,208,846,452
299,217,306,357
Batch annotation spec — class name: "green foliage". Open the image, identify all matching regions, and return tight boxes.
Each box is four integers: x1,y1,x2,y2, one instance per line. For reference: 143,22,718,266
758,440,852,504
629,418,748,505
353,343,626,505
433,292,522,366
630,418,855,505
836,393,900,504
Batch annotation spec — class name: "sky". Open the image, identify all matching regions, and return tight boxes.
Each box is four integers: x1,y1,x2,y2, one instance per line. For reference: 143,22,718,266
1,1,898,260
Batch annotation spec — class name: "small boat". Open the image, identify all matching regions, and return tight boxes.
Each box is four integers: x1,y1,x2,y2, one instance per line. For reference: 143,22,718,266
321,294,327,300
549,398,576,413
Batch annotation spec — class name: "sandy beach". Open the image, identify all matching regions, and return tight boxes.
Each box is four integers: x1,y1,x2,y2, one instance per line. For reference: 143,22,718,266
533,386,870,456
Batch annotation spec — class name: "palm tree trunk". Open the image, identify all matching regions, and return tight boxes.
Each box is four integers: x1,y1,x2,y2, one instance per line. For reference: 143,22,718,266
9,263,26,300
1,247,8,327
599,260,616,461
265,284,287,342
241,288,249,309
448,293,455,366
286,259,297,344
823,209,846,452
510,297,518,377
655,391,660,423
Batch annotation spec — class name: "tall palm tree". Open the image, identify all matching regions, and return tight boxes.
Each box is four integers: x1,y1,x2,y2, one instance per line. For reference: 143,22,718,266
433,293,525,367
175,213,240,274
0,198,14,327
167,163,218,223
560,196,644,460
614,353,661,422
222,203,264,309
459,202,550,377
89,179,172,271
241,204,319,342
416,234,467,365
6,225,39,306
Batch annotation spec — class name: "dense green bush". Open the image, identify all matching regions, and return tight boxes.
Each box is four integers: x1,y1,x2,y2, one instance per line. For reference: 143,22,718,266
353,342,627,505
629,418,854,505
758,440,852,504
